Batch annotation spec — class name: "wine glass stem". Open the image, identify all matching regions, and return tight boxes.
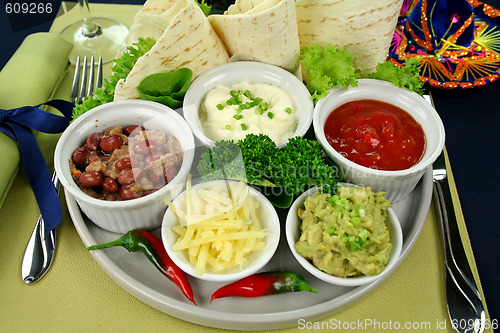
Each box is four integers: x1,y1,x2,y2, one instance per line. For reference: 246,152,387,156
78,0,102,37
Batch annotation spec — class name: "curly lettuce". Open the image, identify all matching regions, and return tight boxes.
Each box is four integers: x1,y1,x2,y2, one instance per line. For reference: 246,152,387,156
300,44,359,103
368,59,425,95
71,37,156,120
195,0,211,16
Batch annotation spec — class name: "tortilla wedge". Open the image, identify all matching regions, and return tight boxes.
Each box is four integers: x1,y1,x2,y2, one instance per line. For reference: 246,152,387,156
114,0,230,101
208,0,302,79
295,0,403,73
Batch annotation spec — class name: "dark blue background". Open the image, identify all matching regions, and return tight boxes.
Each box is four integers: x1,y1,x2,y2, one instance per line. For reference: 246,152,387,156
1,0,498,324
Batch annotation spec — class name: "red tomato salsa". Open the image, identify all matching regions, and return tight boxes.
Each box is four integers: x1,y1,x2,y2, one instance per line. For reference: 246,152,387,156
324,99,426,171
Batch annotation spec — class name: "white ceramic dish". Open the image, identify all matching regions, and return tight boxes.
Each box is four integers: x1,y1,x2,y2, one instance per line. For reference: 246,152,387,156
182,61,314,148
67,168,432,330
161,180,281,282
313,79,445,203
54,100,195,233
286,184,403,287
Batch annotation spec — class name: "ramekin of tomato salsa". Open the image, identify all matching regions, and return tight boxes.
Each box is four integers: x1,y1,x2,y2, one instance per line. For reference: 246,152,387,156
312,79,445,202
324,99,426,171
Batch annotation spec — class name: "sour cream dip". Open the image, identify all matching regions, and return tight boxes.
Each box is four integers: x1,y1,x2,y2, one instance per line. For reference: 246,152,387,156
199,82,297,145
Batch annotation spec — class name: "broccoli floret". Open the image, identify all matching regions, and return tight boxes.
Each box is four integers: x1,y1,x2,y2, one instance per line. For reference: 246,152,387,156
237,134,277,183
195,134,342,205
196,140,248,182
268,136,341,196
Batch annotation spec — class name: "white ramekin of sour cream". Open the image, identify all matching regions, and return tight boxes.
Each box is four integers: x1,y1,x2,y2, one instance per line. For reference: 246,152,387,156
183,61,314,148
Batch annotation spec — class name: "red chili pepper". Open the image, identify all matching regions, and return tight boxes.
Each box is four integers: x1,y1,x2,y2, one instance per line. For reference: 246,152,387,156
87,230,196,305
210,271,318,302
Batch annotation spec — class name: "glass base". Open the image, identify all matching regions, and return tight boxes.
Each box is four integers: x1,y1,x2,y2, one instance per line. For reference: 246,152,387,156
60,17,129,64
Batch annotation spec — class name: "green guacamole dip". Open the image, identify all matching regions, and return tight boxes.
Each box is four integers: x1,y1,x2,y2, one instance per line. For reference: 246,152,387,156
295,186,392,277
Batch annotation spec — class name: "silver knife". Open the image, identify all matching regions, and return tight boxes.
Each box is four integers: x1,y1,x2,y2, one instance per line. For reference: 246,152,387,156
427,94,486,333
21,171,59,284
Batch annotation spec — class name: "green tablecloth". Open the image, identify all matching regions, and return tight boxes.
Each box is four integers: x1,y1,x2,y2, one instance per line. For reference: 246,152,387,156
0,3,492,332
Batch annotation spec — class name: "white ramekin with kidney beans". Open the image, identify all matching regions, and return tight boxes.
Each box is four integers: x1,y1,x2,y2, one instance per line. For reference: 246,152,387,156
69,125,183,201
55,100,195,234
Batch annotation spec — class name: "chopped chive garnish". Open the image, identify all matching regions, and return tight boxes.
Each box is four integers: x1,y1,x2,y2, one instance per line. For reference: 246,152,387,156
267,112,274,119
225,124,232,130
285,107,292,114
238,102,252,111
226,96,241,105
241,123,247,130
243,90,253,99
233,114,243,120
216,103,224,110
260,102,268,111
256,106,264,115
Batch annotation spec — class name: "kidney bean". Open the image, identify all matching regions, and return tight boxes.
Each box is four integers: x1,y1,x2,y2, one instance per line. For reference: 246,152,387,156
164,166,178,183
72,146,88,168
115,157,132,171
118,186,137,200
86,132,103,151
145,152,163,165
88,151,101,164
102,177,119,193
117,169,137,186
148,172,163,185
123,125,144,137
80,171,103,188
134,140,158,155
100,134,124,153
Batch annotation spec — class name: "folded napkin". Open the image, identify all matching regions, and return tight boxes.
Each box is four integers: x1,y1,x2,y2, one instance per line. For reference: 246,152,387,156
0,32,72,209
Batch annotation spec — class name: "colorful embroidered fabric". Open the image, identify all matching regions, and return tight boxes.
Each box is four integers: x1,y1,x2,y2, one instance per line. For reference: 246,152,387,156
389,0,500,89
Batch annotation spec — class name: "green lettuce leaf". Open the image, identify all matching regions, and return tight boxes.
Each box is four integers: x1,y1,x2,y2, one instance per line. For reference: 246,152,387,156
300,44,359,104
137,68,193,109
72,37,156,121
368,59,425,95
195,0,211,16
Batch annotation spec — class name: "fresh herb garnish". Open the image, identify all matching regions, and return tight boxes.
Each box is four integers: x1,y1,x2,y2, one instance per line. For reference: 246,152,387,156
196,134,342,207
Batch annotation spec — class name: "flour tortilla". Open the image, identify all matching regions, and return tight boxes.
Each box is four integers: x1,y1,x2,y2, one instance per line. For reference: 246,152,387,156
208,0,302,78
295,0,403,73
126,0,184,44
114,0,230,101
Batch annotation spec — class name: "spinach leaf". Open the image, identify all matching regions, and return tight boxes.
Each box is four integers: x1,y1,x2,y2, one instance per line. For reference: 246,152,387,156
137,68,193,109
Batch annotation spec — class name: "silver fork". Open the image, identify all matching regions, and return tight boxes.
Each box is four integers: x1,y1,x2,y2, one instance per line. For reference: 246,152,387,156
21,56,103,284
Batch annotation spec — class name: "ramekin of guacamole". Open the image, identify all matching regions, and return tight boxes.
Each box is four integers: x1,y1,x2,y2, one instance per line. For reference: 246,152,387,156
294,185,393,278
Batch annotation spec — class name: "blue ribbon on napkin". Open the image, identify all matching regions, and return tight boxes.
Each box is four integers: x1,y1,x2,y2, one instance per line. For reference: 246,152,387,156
0,100,74,239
